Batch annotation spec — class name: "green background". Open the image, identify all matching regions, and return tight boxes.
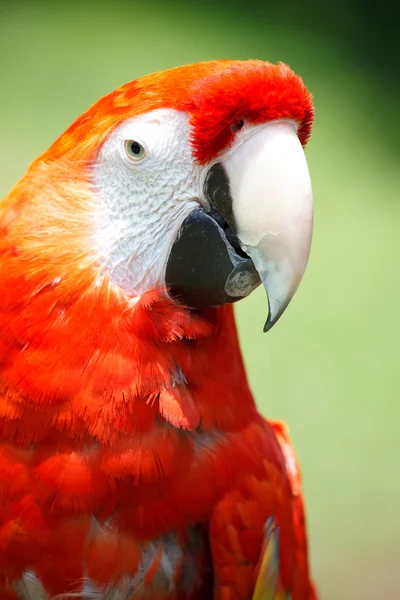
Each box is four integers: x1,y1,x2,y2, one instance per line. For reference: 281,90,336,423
0,2,398,597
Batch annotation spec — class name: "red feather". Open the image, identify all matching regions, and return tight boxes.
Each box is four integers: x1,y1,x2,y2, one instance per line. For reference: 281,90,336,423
0,59,316,597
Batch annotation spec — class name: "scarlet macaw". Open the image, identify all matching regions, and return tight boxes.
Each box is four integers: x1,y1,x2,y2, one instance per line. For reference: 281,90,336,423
0,60,317,599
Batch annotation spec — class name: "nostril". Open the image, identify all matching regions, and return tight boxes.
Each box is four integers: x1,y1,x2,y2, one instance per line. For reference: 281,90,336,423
231,119,245,134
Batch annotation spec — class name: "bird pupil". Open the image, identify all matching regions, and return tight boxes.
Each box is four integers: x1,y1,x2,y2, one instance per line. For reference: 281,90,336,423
131,141,141,154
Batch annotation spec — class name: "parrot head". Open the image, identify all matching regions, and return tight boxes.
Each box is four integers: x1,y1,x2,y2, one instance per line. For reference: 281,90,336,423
2,60,313,332
0,61,316,597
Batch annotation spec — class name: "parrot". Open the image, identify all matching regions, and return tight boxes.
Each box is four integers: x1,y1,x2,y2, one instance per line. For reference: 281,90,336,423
0,59,317,600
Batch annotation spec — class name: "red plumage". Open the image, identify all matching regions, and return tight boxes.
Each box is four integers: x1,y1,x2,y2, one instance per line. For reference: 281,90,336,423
0,60,316,598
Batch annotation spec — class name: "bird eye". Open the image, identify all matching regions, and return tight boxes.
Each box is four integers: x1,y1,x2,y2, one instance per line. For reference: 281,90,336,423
124,140,146,161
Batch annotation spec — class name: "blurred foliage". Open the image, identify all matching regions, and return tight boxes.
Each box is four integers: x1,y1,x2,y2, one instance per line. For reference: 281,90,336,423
0,1,399,598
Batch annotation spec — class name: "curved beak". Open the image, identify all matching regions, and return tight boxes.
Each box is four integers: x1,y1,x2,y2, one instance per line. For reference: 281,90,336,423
222,121,313,331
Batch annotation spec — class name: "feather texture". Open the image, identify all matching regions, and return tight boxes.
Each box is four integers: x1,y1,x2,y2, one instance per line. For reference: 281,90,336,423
0,59,316,598
252,517,285,600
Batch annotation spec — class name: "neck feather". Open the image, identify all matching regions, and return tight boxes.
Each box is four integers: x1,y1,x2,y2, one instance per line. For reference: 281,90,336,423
0,168,256,447
0,274,256,446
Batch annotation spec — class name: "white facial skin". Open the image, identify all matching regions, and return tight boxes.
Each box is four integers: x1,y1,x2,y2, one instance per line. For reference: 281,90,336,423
93,109,206,297
92,108,313,326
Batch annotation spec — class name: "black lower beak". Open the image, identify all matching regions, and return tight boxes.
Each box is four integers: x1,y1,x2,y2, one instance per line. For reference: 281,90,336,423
165,206,260,309
166,122,313,330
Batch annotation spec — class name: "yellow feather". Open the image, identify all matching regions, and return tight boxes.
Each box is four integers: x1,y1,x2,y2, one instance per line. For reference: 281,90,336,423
252,517,289,600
